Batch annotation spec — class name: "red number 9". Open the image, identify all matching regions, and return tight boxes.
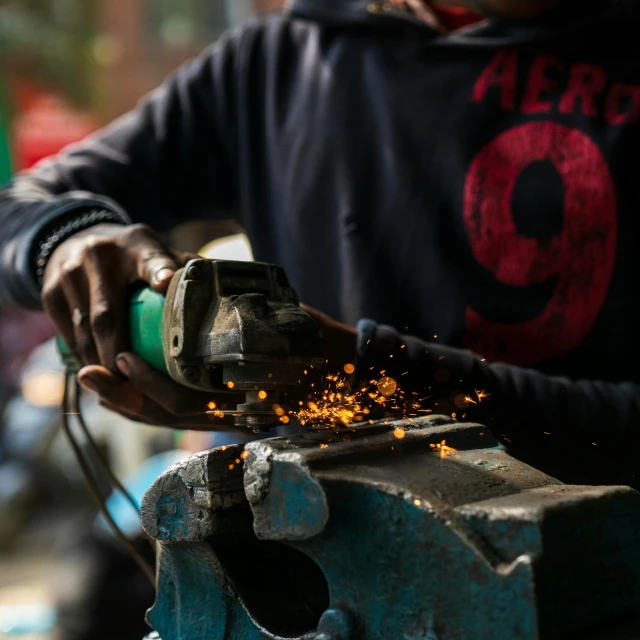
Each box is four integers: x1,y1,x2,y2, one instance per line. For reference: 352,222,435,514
463,122,617,366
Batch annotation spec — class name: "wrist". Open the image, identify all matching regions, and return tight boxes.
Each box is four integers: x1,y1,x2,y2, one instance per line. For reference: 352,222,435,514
355,319,432,390
299,304,358,374
33,208,129,288
323,321,358,373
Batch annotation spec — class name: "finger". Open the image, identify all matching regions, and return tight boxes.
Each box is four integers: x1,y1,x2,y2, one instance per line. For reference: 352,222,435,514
87,371,178,425
78,365,145,415
115,353,248,432
115,353,225,415
61,270,99,366
85,251,127,371
98,396,172,426
79,367,190,427
78,363,243,433
172,250,200,264
42,282,75,353
124,226,179,293
98,398,151,424
99,397,238,432
405,0,443,28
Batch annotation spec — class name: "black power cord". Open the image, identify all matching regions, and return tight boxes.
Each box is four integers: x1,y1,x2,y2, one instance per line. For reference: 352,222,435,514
61,372,156,587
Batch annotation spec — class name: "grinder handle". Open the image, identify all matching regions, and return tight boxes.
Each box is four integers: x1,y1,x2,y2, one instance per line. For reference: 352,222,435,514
57,286,168,375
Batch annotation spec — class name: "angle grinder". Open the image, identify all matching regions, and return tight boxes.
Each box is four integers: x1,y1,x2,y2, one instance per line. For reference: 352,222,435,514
59,259,325,431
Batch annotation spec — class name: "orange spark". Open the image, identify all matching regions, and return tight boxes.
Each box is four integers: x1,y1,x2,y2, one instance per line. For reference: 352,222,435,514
289,366,435,429
429,440,458,460
344,363,355,375
377,377,398,397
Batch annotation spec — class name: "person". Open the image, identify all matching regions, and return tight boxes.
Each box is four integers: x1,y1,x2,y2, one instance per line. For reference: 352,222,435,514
1,0,638,490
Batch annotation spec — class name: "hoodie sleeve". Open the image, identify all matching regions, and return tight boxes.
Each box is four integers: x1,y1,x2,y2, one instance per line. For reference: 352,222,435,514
0,32,240,310
356,319,640,483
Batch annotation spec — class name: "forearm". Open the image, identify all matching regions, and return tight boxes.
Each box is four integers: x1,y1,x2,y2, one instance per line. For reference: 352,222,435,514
0,36,240,310
356,319,640,448
0,179,128,309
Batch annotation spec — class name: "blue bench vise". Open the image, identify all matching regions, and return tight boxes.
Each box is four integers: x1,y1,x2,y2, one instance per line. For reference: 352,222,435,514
140,416,640,640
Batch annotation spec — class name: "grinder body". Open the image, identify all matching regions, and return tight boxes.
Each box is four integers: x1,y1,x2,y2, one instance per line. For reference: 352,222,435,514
59,259,324,428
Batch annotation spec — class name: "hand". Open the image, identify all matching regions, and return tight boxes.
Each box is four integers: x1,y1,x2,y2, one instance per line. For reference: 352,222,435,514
389,0,443,28
76,305,355,430
78,352,247,432
458,0,561,18
390,0,562,21
42,223,191,372
301,305,358,373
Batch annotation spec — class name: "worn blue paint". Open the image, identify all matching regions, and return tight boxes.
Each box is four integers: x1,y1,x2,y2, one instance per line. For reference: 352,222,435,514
149,543,263,640
146,482,538,640
253,458,328,541
460,488,640,634
142,421,640,640
315,607,357,639
98,450,190,537
296,484,538,640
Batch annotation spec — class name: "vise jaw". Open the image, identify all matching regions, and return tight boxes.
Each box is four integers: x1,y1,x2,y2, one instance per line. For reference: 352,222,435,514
141,417,640,640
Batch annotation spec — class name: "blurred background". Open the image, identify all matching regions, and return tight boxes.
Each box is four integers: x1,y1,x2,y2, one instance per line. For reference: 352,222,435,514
0,2,282,639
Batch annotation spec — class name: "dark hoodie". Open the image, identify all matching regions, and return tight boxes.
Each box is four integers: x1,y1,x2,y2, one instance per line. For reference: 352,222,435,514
1,0,639,484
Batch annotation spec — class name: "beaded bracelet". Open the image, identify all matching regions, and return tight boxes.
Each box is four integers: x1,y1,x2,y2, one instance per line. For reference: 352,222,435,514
34,208,128,288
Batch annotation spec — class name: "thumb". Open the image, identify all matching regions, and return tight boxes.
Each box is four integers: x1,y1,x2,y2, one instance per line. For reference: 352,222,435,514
405,0,442,28
136,244,179,293
150,264,177,293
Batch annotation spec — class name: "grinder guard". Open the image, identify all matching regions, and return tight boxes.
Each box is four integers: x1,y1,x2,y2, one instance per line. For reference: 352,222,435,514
162,259,324,406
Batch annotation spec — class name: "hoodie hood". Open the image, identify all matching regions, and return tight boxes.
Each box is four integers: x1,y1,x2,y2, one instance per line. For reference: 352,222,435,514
285,0,639,47
286,0,435,29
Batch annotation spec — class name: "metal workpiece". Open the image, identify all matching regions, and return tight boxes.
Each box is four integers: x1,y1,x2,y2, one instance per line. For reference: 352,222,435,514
141,417,640,640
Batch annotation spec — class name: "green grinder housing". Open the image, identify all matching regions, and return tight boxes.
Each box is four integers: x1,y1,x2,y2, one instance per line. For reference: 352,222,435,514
57,287,167,376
